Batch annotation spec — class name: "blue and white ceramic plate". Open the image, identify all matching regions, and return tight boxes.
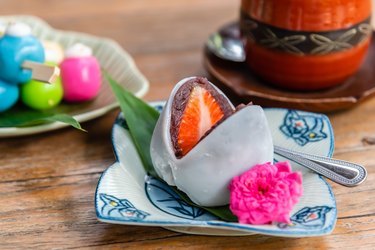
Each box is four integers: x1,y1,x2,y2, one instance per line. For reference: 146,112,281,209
95,102,337,237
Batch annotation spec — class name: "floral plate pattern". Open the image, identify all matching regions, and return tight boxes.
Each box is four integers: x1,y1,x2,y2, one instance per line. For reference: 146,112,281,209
95,102,337,237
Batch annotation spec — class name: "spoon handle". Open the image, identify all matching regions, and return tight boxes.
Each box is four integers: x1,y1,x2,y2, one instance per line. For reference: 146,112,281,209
274,146,367,187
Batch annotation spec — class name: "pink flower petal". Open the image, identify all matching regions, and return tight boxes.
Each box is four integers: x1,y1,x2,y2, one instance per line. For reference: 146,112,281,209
228,161,303,225
275,161,292,173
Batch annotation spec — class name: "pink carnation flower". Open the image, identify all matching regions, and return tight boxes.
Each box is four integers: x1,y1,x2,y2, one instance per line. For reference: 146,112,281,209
228,161,303,225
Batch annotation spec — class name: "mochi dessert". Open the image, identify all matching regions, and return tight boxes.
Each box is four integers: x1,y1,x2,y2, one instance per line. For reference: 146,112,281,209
150,77,274,207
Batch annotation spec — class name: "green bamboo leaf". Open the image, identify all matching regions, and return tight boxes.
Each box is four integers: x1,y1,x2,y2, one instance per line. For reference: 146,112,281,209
0,105,85,131
106,74,237,222
106,74,159,177
45,114,86,132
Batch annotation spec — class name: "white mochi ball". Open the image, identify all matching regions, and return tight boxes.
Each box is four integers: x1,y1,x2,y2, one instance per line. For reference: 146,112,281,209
150,77,274,207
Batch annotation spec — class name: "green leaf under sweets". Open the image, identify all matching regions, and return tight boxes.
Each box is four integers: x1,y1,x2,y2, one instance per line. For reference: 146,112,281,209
0,105,85,131
106,74,237,222
106,74,159,177
45,114,86,132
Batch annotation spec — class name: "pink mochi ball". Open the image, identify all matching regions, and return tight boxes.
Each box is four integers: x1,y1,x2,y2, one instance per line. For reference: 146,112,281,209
60,44,101,102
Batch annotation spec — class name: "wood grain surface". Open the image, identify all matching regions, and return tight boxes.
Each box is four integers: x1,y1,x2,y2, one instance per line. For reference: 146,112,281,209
0,1,374,249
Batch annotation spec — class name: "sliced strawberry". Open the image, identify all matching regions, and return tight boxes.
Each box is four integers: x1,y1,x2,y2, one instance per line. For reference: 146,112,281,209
170,77,233,158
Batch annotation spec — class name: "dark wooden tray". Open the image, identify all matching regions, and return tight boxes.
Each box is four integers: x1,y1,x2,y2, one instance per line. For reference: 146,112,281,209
203,23,375,113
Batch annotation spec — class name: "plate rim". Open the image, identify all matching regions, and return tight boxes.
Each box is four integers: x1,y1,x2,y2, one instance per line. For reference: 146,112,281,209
95,166,337,237
0,15,149,137
95,102,337,237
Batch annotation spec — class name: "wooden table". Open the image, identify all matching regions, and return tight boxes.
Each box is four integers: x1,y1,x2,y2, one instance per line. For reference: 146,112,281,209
0,1,374,249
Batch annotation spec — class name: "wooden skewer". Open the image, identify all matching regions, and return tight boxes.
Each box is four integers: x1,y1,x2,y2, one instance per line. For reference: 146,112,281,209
21,60,60,84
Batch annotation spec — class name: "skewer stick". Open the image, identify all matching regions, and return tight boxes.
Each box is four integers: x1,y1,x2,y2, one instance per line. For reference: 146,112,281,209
21,60,60,84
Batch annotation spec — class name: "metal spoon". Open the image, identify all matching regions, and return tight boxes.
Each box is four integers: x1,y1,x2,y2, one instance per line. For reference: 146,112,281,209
274,146,367,187
206,22,246,62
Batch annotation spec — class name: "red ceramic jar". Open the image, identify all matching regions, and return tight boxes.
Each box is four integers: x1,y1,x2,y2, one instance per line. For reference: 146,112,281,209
240,0,372,91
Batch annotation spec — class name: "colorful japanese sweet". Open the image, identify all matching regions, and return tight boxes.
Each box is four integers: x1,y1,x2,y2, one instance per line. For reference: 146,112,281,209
42,40,64,64
0,22,45,112
60,43,101,102
0,79,19,112
20,62,64,110
20,41,65,111
150,77,274,207
0,22,45,84
0,23,101,113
